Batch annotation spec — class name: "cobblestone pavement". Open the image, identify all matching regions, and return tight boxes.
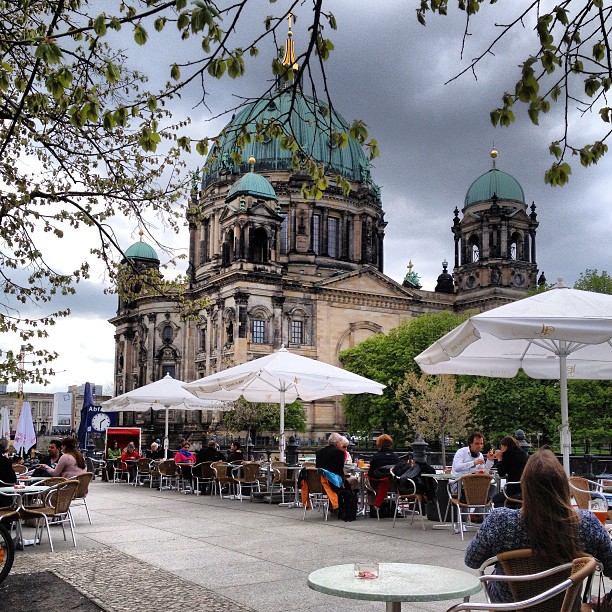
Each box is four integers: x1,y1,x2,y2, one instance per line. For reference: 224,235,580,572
11,548,257,612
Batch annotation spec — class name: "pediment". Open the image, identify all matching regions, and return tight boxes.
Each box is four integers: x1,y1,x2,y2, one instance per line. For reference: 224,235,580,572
316,267,421,300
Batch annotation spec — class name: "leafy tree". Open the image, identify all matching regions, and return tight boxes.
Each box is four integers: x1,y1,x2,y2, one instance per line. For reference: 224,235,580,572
0,1,373,387
222,398,306,437
472,373,560,447
397,372,480,466
574,269,612,294
339,311,469,440
419,1,612,186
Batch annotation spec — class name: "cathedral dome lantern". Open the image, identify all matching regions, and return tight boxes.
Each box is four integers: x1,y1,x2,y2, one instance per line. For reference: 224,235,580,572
124,239,159,264
464,148,525,208
225,167,278,204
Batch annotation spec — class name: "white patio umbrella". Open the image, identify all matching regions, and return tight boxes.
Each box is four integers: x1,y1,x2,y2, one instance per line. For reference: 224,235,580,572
102,374,229,459
415,278,612,473
14,400,37,455
0,406,11,440
183,346,386,461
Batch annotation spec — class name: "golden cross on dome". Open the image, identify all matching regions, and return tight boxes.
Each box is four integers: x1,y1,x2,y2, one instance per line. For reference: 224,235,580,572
282,13,298,70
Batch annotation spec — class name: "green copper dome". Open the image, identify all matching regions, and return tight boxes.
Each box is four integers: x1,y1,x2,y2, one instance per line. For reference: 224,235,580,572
226,171,278,203
125,240,159,262
465,168,525,207
202,89,376,190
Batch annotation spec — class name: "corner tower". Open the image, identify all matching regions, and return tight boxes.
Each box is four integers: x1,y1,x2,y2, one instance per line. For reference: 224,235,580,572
452,149,539,309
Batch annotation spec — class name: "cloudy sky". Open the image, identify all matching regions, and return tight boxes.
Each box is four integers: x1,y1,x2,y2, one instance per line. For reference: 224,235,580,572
7,1,611,395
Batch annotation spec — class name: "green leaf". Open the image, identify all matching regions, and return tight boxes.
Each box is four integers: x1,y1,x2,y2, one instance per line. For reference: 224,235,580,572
133,24,148,46
114,106,128,127
170,64,180,80
93,13,107,36
177,12,189,31
195,139,209,156
593,43,605,62
104,62,120,84
138,127,161,152
154,17,166,32
102,111,115,130
549,142,562,160
599,107,611,123
227,54,245,79
207,59,226,79
34,41,63,65
249,46,258,57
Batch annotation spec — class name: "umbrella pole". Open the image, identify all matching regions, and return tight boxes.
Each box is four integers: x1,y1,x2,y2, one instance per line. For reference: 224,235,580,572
164,406,169,460
559,349,571,475
279,388,285,463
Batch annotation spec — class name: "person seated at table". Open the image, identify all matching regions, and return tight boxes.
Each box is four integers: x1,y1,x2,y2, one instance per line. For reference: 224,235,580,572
339,436,353,464
491,435,528,507
147,441,164,460
226,441,244,463
105,440,122,480
120,441,141,481
365,434,401,506
314,433,346,510
174,441,196,464
368,434,400,477
452,432,494,476
196,439,225,464
0,438,17,493
39,436,87,479
33,439,62,476
465,448,612,603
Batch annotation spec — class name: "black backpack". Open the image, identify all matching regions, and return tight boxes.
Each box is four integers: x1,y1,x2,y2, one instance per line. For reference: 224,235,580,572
337,485,358,522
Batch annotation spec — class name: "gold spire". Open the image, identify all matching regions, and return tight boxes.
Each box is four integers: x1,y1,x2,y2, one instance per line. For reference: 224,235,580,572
491,146,498,169
281,13,299,70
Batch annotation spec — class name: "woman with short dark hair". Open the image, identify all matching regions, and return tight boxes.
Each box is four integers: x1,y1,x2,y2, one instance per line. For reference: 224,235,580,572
491,435,528,507
465,449,612,603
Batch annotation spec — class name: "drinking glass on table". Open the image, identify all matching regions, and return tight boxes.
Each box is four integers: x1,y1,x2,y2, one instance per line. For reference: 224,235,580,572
589,499,608,525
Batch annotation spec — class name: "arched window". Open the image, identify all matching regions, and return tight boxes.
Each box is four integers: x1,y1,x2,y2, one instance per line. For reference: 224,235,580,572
510,231,521,260
468,235,480,263
162,325,174,344
280,215,288,255
251,227,268,263
327,217,339,258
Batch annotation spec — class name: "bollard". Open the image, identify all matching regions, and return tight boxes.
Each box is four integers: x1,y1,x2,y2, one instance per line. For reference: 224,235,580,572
286,436,299,465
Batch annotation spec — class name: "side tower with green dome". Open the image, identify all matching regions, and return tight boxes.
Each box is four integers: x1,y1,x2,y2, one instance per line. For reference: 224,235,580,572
452,149,539,307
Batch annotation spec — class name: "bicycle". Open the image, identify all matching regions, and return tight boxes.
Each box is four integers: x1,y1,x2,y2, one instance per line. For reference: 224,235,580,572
0,520,15,584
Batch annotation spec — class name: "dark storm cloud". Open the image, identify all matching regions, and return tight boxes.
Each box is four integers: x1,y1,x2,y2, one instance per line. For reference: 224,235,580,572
106,1,612,291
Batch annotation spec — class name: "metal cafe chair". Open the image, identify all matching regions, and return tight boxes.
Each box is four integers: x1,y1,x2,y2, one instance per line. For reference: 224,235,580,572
448,550,597,612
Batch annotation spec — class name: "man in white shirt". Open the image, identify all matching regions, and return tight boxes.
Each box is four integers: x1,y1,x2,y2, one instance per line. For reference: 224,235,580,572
451,433,496,512
452,432,495,476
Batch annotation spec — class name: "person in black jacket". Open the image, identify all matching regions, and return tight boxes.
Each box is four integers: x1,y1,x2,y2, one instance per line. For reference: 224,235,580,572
492,435,529,507
226,440,244,463
196,439,225,463
368,434,400,477
315,433,346,481
0,438,17,506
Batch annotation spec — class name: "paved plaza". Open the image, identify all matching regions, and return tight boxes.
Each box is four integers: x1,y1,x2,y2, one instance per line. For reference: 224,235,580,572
8,479,497,612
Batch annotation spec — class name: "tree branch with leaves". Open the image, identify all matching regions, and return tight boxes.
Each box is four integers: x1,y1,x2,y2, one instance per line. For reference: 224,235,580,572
417,0,612,186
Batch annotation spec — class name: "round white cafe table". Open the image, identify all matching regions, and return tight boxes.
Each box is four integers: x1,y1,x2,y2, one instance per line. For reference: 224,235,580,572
307,562,482,612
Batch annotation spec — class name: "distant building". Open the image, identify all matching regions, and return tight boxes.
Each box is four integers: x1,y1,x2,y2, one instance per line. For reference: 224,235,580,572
0,386,109,436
